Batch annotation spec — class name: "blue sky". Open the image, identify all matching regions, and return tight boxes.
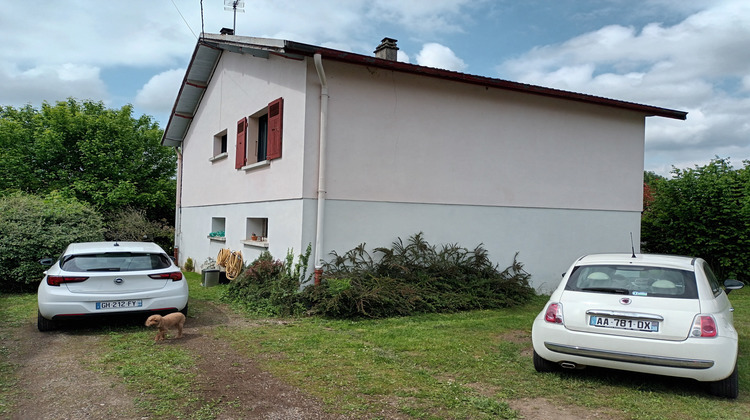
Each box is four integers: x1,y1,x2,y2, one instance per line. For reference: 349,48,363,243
1,0,748,175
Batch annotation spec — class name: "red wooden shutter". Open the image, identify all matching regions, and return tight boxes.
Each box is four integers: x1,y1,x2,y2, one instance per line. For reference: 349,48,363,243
266,97,283,160
235,117,247,169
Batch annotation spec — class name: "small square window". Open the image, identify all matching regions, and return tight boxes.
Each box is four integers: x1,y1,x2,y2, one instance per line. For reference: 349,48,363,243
245,217,268,244
212,130,228,161
209,217,226,241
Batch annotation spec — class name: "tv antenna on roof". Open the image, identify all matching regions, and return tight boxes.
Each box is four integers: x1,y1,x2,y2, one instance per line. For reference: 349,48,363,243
224,0,245,34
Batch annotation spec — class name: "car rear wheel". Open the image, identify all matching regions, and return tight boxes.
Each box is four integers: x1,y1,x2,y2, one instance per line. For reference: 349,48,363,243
533,349,558,372
37,310,56,332
180,303,188,317
708,363,738,399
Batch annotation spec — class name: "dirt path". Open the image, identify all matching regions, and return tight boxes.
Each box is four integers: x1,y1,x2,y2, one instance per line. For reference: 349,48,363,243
3,302,343,420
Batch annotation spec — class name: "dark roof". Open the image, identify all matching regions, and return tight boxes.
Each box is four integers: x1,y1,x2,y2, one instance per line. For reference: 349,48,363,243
162,34,687,146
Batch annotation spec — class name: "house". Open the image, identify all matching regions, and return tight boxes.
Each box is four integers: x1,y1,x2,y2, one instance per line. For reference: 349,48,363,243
161,33,686,292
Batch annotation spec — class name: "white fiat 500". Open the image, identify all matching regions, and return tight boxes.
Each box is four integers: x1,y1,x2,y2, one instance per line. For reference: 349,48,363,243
532,253,744,398
38,241,188,331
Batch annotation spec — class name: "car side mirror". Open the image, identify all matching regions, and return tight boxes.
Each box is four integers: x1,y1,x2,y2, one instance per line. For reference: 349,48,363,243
39,258,55,266
723,279,744,295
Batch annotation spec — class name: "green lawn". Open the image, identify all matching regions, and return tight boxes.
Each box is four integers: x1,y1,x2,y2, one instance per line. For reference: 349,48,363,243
2,273,750,419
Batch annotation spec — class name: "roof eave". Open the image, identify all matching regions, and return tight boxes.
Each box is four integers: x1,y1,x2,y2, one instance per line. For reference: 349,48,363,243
161,35,687,147
284,41,687,121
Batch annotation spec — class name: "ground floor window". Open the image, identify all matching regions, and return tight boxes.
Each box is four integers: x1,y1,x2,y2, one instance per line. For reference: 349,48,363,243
244,217,268,248
209,217,226,241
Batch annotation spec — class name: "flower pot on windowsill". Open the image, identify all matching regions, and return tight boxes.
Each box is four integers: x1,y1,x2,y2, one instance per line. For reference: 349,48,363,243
251,235,258,241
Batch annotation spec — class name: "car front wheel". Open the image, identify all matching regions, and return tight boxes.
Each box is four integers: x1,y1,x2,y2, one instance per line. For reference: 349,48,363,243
708,363,739,399
37,310,56,332
533,349,558,372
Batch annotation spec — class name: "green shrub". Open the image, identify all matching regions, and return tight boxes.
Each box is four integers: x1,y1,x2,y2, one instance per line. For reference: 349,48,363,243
104,207,175,254
0,192,104,292
302,233,535,319
642,159,750,282
222,245,311,317
184,257,195,272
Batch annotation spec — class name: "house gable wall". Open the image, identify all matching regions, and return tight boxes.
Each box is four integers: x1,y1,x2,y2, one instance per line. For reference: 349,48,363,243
320,61,645,212
180,52,308,208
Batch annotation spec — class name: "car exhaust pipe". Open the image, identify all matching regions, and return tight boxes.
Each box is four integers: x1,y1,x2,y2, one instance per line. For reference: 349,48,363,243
560,362,578,369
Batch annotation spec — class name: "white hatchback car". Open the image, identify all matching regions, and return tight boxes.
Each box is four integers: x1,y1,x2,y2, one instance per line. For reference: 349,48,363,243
38,241,188,331
532,253,744,398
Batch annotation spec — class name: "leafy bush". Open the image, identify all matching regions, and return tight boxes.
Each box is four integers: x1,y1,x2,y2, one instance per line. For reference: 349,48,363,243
642,158,750,281
184,257,195,272
301,233,535,319
104,207,175,254
222,245,311,317
0,192,104,292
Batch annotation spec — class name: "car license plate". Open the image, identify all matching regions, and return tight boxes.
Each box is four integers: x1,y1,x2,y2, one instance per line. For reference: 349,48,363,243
96,300,143,310
589,316,659,332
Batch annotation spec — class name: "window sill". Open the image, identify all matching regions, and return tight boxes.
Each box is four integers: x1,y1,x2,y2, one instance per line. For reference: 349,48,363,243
209,152,228,163
208,236,226,242
241,160,270,172
242,239,269,248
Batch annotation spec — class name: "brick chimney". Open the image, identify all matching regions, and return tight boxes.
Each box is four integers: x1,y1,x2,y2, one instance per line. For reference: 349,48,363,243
374,37,398,61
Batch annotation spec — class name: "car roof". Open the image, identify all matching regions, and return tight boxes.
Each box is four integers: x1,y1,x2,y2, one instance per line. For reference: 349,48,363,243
63,241,166,256
575,253,699,271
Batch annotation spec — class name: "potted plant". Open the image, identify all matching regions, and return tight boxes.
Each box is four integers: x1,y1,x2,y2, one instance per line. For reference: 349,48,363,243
251,233,258,241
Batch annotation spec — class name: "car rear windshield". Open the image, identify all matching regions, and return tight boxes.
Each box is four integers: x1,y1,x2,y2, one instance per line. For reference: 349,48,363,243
564,265,698,299
61,252,173,272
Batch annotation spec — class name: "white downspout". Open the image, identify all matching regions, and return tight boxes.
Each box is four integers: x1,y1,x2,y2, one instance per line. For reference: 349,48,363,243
174,146,183,264
313,53,328,284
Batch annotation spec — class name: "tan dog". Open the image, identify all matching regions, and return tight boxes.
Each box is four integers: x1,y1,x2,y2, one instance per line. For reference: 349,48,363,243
145,312,185,341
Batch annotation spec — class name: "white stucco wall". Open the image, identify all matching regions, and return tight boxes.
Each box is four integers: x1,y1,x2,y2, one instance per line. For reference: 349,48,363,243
320,61,645,212
179,52,309,208
177,199,317,274
176,52,651,292
318,199,641,292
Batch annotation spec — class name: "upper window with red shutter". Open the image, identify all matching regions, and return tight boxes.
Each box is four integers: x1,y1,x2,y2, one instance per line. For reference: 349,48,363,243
238,97,284,170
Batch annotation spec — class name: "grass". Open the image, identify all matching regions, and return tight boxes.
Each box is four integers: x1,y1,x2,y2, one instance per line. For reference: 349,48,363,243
0,293,36,416
95,327,197,416
2,274,750,419
213,291,750,419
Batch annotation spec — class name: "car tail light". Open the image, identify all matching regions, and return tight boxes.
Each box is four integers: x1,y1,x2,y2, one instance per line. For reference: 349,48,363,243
148,272,184,281
691,315,717,337
47,276,89,286
544,303,563,324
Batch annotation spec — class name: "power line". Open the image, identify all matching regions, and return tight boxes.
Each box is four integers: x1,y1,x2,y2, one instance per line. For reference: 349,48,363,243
172,0,195,39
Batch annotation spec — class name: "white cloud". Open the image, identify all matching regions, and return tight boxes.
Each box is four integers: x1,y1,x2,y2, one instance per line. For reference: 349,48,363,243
134,69,184,114
0,63,107,107
743,75,750,92
496,0,750,175
416,43,467,72
397,50,411,64
365,0,477,35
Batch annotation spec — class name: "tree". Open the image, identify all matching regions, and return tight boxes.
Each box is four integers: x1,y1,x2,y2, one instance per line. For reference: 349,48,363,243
0,192,104,291
641,158,750,282
0,99,176,222
643,171,664,212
